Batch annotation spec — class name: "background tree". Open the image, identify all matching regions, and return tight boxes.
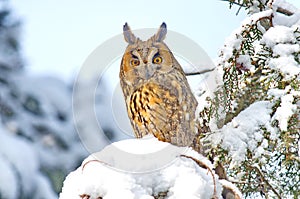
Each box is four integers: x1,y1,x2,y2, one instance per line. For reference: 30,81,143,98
0,1,87,198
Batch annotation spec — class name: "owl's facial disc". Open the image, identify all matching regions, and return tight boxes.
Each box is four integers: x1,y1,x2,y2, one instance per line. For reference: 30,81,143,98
121,39,175,86
135,46,170,80
125,47,153,80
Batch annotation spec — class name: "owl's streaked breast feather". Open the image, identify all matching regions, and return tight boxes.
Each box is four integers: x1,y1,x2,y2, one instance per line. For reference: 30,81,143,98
128,82,178,141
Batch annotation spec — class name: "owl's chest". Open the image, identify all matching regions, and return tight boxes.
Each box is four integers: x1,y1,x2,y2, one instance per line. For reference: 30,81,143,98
127,82,179,136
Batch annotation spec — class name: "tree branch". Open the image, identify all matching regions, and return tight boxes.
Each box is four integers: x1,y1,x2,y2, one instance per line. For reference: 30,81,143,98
180,155,218,199
185,68,215,76
220,0,295,16
250,165,281,198
276,7,294,16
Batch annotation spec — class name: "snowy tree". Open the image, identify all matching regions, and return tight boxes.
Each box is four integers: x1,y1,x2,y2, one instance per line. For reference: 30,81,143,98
0,1,87,198
202,0,300,198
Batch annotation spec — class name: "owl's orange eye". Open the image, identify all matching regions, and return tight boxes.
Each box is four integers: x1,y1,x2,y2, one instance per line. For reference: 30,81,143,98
153,56,163,64
130,59,140,66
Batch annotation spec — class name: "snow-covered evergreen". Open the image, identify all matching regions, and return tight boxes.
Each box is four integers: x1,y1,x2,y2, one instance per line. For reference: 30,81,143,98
204,0,300,197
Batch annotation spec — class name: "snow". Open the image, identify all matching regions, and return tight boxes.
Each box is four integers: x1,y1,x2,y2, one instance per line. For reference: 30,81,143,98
219,6,300,79
0,154,18,199
4,74,87,169
262,26,296,47
273,0,300,14
60,136,225,199
209,101,274,166
268,85,294,100
273,93,297,131
298,140,300,158
0,125,38,195
236,55,252,70
219,180,242,199
217,0,300,162
0,123,57,199
33,174,58,199
268,56,300,77
268,86,300,132
273,43,300,55
214,1,300,196
0,72,87,198
0,24,23,70
0,0,299,198
260,17,300,79
218,10,273,68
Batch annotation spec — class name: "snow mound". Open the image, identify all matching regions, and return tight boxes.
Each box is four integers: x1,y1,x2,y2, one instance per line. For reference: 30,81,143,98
209,101,275,166
59,136,225,199
0,123,57,199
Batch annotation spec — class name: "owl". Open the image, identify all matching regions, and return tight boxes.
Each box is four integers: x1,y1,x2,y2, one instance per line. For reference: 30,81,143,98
119,22,201,148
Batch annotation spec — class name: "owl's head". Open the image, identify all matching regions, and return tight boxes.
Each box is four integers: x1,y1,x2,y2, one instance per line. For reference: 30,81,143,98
120,22,182,87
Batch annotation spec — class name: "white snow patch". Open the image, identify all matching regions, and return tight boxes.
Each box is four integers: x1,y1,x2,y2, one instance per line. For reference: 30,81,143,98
268,86,294,100
209,101,274,165
219,179,243,199
0,123,60,198
0,127,38,195
272,11,300,27
262,26,296,47
273,0,300,15
218,10,273,68
273,43,300,56
60,137,225,199
236,54,252,70
272,94,297,131
241,10,274,26
298,140,300,158
268,56,300,77
0,155,18,199
33,174,58,199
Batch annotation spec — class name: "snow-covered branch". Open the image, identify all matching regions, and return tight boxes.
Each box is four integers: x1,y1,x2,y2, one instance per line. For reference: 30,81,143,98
203,0,300,197
59,137,242,199
221,0,297,16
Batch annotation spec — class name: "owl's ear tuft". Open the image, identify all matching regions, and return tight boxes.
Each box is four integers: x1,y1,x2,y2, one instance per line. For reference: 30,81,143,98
123,22,137,44
155,22,167,42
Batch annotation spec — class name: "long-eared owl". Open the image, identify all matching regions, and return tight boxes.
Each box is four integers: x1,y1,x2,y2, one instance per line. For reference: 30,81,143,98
119,22,199,148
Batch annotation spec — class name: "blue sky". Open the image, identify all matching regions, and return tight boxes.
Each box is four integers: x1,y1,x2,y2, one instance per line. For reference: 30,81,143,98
10,0,300,81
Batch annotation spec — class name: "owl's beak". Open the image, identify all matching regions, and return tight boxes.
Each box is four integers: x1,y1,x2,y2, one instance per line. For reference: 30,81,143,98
144,65,155,80
145,67,151,80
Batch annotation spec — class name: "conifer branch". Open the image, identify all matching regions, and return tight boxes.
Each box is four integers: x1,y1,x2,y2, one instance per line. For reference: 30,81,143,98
250,165,281,198
220,0,295,16
185,68,215,76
